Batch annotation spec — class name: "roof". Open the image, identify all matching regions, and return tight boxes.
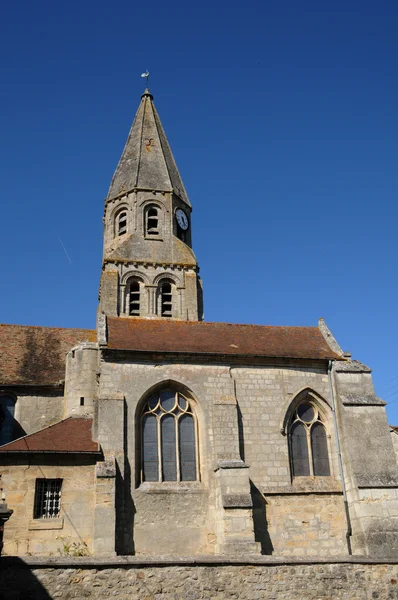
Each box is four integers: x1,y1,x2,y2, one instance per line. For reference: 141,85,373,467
106,317,342,360
0,324,96,386
107,89,190,206
0,417,99,453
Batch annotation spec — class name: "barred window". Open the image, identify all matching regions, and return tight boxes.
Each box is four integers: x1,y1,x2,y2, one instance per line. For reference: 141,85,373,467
141,390,197,483
34,479,62,519
289,401,330,477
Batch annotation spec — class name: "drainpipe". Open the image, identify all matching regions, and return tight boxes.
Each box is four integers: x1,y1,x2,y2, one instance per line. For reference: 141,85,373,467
328,360,352,555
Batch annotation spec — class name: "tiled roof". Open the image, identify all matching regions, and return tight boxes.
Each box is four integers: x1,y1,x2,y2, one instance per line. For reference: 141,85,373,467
107,318,342,360
0,417,99,453
0,324,96,386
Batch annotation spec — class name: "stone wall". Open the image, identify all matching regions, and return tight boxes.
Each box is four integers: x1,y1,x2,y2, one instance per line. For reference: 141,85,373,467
14,392,64,436
1,556,398,599
1,458,96,556
98,358,349,557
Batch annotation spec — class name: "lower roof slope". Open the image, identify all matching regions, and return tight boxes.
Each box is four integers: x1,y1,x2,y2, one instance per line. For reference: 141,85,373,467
106,317,341,360
0,417,99,453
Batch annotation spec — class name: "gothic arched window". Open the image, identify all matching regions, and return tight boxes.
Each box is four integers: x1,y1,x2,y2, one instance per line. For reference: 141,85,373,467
141,390,197,482
0,395,16,446
145,206,160,236
157,279,174,317
115,210,127,237
289,400,330,477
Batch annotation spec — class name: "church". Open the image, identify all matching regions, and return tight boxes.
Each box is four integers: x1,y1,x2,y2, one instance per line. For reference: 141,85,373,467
1,86,398,559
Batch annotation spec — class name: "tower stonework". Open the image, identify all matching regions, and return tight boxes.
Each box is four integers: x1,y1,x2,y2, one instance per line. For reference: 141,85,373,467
99,89,203,321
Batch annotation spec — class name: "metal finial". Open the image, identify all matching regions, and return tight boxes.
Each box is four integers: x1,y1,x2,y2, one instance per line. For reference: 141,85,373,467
141,71,150,87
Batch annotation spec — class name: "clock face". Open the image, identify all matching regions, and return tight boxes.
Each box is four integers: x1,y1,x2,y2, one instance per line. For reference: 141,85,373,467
176,208,189,231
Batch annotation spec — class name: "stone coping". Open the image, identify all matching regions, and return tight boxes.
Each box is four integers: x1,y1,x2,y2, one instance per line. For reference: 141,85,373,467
3,555,398,568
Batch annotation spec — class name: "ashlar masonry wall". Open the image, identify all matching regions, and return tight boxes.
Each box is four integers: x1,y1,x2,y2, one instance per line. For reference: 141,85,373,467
1,457,96,556
97,355,348,557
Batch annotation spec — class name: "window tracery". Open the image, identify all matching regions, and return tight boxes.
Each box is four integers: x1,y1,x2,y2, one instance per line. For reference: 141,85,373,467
141,389,197,483
289,400,330,477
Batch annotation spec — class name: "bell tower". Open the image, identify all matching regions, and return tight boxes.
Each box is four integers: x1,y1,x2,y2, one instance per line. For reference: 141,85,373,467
99,88,203,321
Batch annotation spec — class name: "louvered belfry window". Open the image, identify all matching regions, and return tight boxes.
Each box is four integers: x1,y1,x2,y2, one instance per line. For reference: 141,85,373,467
34,479,62,519
160,282,173,317
289,401,330,477
129,280,140,315
117,210,127,236
141,390,197,482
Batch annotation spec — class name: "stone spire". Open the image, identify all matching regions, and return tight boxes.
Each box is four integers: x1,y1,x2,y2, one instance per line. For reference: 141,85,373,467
99,87,203,322
107,89,191,207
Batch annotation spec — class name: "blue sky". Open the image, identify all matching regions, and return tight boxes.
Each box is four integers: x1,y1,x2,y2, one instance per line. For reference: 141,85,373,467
1,1,398,421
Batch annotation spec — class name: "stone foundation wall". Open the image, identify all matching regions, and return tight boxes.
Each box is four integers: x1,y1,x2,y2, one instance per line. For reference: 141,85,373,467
1,557,398,600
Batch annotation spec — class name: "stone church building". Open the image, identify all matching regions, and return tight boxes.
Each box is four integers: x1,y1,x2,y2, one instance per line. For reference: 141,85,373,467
1,87,398,560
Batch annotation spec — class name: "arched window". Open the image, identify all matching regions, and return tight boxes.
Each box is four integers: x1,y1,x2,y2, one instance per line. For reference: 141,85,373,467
289,400,330,477
141,390,197,482
125,278,144,316
145,206,159,236
0,395,16,446
158,280,173,317
129,280,141,316
115,210,127,236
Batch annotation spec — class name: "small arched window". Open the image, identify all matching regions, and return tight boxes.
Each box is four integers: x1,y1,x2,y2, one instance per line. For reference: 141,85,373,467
141,390,197,482
159,280,173,317
0,395,16,446
129,280,141,316
145,206,159,236
125,278,144,316
116,210,127,237
289,400,330,477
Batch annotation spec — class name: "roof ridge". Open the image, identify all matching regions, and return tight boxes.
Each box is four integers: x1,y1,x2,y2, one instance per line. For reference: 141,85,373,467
111,317,318,329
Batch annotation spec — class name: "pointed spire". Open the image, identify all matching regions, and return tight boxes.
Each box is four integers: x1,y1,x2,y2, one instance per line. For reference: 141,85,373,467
107,89,190,206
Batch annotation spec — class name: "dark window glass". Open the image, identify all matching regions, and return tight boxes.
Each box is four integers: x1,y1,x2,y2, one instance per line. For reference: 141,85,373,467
161,415,177,481
129,281,140,315
141,391,197,483
179,414,196,481
142,414,158,482
160,390,175,411
0,396,15,445
291,422,310,476
297,403,315,423
311,423,331,476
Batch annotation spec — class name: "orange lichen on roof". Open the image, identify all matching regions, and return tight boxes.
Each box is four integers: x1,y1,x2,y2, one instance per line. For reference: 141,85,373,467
107,318,341,360
0,324,96,386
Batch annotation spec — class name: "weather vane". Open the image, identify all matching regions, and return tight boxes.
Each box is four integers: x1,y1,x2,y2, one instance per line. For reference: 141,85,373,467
141,70,150,86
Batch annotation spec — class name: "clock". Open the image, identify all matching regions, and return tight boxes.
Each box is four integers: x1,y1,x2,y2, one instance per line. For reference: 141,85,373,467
176,208,189,231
